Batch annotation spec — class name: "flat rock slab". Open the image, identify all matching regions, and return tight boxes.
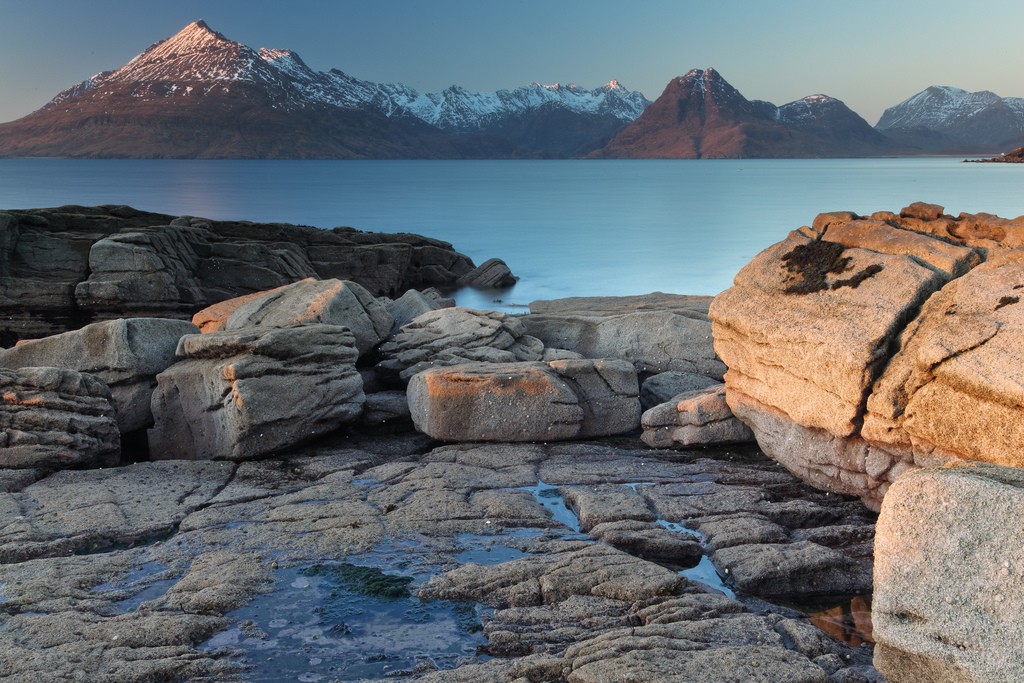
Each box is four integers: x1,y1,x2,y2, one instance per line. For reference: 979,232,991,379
526,293,725,378
0,436,879,682
0,366,120,470
0,317,198,432
407,359,640,441
874,464,1024,683
148,324,364,460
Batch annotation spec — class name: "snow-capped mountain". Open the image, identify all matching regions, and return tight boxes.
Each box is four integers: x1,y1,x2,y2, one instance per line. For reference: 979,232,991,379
5,20,647,159
875,85,1024,152
597,68,891,158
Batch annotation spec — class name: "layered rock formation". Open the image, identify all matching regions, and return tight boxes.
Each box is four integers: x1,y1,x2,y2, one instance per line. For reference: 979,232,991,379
711,202,1024,509
0,205,480,345
0,367,120,469
148,324,364,460
0,318,197,432
641,384,754,449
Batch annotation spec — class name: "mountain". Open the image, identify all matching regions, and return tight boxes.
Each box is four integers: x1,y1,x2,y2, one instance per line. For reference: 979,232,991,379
0,20,648,159
595,68,893,158
875,85,1024,153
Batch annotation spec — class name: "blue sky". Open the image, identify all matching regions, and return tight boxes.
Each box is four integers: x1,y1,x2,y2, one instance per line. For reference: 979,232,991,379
1,0,1022,124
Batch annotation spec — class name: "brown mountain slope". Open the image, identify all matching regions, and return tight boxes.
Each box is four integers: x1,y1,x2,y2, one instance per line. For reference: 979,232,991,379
596,68,893,158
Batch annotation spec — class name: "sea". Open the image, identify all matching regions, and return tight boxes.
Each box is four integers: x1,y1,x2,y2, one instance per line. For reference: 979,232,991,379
1,157,1020,309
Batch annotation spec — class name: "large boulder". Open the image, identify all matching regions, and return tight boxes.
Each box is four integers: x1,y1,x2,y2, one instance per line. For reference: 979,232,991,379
0,366,120,469
873,464,1024,682
525,293,725,378
0,318,197,432
191,278,392,357
708,205,1024,509
407,359,640,441
376,307,544,382
640,370,721,410
148,324,364,461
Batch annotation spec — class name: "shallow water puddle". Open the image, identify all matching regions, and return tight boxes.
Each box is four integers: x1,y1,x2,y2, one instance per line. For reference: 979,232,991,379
656,520,736,599
454,529,544,565
519,481,581,532
90,560,179,612
204,561,487,681
805,594,874,647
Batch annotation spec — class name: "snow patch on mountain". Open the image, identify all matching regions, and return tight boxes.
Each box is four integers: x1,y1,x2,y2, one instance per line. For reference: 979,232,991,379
876,85,1005,131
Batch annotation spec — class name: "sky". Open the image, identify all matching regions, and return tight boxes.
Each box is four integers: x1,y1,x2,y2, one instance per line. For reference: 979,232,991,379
1,0,1023,125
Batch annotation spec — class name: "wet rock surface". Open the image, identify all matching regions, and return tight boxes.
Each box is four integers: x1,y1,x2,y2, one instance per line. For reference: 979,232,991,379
0,431,880,682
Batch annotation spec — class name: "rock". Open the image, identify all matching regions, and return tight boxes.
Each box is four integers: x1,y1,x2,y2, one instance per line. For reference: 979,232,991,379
359,390,411,425
714,540,872,600
0,318,198,431
526,293,726,377
589,520,704,566
0,205,478,344
0,367,120,470
406,359,640,442
383,288,450,333
863,252,1024,468
148,324,364,460
194,278,393,357
456,257,519,288
420,541,685,608
377,307,544,382
873,464,1024,683
707,206,1024,508
641,370,722,410
641,384,755,449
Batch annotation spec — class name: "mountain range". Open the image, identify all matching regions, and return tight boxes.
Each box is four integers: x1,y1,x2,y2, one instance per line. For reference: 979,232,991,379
1,20,1022,159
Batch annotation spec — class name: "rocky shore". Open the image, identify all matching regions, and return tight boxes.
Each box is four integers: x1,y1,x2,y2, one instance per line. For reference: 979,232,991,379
2,204,1023,681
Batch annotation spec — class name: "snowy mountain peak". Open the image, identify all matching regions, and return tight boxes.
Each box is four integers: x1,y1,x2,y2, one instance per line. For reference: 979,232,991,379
877,85,1005,131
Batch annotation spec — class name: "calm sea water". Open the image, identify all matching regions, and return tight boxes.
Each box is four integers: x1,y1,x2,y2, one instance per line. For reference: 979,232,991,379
1,158,1020,307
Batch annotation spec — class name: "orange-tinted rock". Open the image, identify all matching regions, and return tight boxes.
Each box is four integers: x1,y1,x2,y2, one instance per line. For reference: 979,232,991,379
406,359,639,442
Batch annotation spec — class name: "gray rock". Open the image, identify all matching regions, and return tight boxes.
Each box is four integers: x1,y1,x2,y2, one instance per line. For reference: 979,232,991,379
207,278,393,357
0,367,120,470
526,293,726,377
406,359,640,442
641,370,722,410
873,464,1024,683
360,390,411,425
377,307,544,382
383,288,450,333
641,385,755,449
0,205,477,344
148,324,364,460
456,257,519,288
0,317,198,431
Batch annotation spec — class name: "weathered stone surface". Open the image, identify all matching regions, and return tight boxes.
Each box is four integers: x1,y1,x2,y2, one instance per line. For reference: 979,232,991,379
527,293,726,378
0,317,197,431
709,205,1024,507
863,252,1024,467
359,390,411,425
194,277,393,356
0,205,477,344
0,367,120,470
642,384,755,449
874,464,1024,683
407,359,640,442
0,434,879,681
148,324,364,460
383,287,452,333
641,370,721,410
377,307,545,382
